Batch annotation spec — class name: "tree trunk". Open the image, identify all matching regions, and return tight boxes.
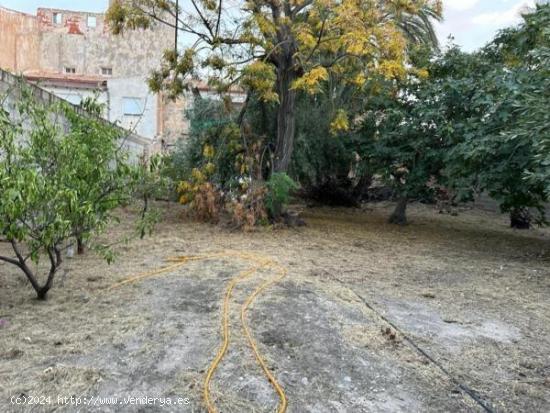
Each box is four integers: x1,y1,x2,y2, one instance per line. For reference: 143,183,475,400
274,68,297,173
7,242,62,300
140,194,149,239
389,197,408,225
36,272,55,300
77,236,85,254
510,207,531,229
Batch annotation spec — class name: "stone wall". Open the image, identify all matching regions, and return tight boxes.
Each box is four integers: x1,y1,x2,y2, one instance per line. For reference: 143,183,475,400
161,95,190,147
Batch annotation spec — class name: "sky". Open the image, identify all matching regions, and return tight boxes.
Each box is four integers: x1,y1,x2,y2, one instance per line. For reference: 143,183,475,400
436,0,541,51
0,0,544,52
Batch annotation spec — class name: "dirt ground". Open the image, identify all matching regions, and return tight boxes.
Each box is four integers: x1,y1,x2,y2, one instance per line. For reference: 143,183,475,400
1,202,549,413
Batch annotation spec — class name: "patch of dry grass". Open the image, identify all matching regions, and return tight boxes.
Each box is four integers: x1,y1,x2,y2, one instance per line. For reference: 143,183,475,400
1,201,549,411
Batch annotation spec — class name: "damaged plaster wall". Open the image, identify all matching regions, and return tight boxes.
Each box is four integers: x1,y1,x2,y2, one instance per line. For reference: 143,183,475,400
0,5,189,145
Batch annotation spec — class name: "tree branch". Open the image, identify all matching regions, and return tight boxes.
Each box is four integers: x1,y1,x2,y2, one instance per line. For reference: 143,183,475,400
0,255,21,267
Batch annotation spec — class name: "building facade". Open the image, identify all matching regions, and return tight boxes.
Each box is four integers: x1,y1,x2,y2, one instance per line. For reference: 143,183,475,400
0,4,188,148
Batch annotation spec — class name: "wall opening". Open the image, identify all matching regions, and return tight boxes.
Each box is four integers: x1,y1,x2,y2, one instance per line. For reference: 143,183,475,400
53,12,62,25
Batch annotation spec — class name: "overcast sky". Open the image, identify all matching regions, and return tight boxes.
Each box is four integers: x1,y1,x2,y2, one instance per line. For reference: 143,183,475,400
436,0,541,50
0,0,543,51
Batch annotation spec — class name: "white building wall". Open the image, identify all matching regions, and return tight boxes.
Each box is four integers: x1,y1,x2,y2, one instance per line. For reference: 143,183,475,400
107,76,158,140
39,84,108,109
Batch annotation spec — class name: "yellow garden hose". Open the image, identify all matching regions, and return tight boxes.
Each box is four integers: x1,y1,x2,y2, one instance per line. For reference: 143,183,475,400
105,250,288,413
202,261,269,413
240,261,288,413
105,258,192,291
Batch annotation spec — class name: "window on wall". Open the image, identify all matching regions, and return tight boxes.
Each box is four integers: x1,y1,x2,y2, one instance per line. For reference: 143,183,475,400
101,67,113,76
123,97,144,116
53,13,62,25
65,67,76,74
87,16,97,28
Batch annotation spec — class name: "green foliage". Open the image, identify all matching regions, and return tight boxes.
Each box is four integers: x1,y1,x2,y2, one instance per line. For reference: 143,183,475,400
444,63,548,221
291,91,369,192
168,96,301,225
60,97,133,252
170,97,273,227
265,173,299,218
497,5,550,204
443,4,550,226
165,98,239,186
244,86,372,206
358,48,451,210
0,87,146,298
134,154,172,239
353,5,549,227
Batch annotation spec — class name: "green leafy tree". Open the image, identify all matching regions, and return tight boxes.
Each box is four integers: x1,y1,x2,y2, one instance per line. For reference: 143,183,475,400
0,89,142,299
445,4,550,228
363,3,549,227
356,44,454,224
61,98,133,253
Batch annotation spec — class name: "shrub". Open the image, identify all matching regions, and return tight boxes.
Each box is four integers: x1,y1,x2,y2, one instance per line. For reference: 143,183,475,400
265,173,299,218
134,154,173,238
227,182,268,230
172,97,274,228
165,98,240,186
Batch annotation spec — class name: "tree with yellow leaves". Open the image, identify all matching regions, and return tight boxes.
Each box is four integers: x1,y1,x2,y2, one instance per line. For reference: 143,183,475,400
107,0,442,172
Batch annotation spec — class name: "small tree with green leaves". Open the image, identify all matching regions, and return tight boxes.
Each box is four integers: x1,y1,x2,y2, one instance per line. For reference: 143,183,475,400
60,98,134,253
0,89,143,299
134,154,173,239
359,44,451,225
265,172,299,218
